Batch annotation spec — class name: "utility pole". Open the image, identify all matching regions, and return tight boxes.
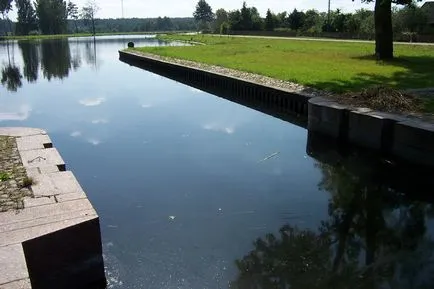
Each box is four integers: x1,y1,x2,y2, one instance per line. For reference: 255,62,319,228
121,0,124,18
327,0,331,32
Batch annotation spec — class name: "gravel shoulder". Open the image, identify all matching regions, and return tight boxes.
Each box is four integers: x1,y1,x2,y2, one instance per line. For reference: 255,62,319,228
0,136,33,212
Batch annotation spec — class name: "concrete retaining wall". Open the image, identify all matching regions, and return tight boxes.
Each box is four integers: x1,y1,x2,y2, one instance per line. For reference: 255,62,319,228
308,98,434,167
0,128,106,289
119,50,310,128
119,50,434,168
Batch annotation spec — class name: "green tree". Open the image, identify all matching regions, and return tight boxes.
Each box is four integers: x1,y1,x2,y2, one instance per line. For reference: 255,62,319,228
35,0,68,34
15,0,38,35
265,9,274,31
67,1,79,33
302,9,322,33
228,9,242,30
360,0,421,59
214,8,228,33
81,0,99,35
288,9,305,31
193,0,214,31
240,2,251,30
0,0,12,34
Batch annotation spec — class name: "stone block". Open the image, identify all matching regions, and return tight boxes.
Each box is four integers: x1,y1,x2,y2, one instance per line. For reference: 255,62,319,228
56,192,86,203
0,215,97,247
19,148,65,170
23,217,106,289
30,171,84,197
393,120,434,166
23,197,56,208
0,199,94,227
308,97,349,140
16,135,52,151
0,278,31,289
0,209,96,234
348,109,402,151
0,244,29,285
0,128,46,137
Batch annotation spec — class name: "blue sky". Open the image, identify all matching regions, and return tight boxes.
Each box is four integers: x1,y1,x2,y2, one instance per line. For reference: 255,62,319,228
7,0,428,20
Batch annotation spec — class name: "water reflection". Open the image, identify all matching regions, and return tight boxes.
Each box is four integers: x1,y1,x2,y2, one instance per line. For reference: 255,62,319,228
233,137,434,289
18,41,39,82
41,39,72,81
1,41,23,92
1,64,23,92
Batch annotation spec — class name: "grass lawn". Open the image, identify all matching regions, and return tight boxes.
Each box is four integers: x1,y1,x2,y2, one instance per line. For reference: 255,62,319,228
133,34,434,95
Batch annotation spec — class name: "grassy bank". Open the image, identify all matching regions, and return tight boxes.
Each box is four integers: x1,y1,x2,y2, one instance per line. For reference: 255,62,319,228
134,34,434,94
0,31,173,41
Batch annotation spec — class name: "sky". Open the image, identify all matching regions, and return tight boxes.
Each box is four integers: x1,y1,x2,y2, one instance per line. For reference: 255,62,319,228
7,0,428,20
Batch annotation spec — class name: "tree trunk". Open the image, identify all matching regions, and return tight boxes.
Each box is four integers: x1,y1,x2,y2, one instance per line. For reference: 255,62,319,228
374,0,393,59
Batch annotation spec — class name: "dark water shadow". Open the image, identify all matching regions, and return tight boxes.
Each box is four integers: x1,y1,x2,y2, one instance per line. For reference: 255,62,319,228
232,131,434,289
119,55,308,129
311,55,434,93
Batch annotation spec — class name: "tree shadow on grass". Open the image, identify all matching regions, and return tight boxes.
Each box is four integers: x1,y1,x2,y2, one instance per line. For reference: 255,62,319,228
311,55,434,93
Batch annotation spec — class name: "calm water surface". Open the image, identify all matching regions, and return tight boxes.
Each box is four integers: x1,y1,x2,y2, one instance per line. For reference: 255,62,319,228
1,36,434,289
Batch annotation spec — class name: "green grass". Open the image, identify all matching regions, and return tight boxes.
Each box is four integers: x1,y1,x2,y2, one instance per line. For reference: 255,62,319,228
133,34,434,95
0,31,176,41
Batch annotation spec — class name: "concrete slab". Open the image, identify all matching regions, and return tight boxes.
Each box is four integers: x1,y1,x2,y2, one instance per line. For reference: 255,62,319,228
23,197,56,208
30,171,84,197
0,215,98,247
56,192,86,203
0,209,97,234
0,198,94,226
25,166,60,177
16,135,52,151
19,148,65,170
0,128,46,137
0,279,31,289
0,244,29,285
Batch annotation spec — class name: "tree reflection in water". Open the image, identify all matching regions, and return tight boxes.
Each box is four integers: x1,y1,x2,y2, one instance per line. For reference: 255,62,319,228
1,41,23,92
232,154,434,289
18,40,39,82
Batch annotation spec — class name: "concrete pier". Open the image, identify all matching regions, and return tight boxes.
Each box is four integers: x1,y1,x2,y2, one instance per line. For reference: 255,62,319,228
0,128,106,289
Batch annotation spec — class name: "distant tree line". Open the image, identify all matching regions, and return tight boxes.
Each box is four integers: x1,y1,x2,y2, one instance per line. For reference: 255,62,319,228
1,0,196,36
206,2,432,38
193,0,432,58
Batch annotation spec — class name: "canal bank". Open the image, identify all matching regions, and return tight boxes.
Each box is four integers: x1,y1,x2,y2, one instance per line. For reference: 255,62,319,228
119,50,434,168
0,128,106,289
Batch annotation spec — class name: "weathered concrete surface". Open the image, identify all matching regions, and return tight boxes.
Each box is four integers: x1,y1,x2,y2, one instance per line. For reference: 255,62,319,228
0,128,106,289
393,120,434,167
308,97,434,167
308,97,348,140
348,109,407,152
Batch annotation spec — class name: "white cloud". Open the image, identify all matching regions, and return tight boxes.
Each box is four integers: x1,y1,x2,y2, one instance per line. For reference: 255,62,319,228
203,123,235,134
88,139,101,146
91,119,109,124
70,131,82,137
79,97,106,107
0,105,32,122
141,104,153,108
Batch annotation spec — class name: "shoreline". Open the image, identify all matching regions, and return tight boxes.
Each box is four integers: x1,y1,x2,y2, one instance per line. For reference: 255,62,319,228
120,50,434,168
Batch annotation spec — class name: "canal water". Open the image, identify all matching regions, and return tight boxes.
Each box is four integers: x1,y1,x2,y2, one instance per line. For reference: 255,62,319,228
1,36,434,289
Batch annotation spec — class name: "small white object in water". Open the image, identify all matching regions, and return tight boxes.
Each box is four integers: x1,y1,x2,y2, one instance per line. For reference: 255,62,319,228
169,216,176,220
218,208,222,212
258,152,280,163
